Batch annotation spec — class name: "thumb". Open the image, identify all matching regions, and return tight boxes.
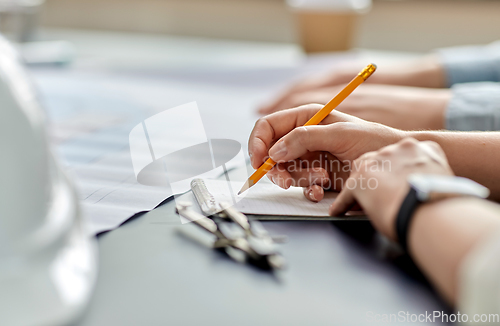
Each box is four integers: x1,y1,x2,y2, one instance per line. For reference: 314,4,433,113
329,184,357,216
268,124,342,163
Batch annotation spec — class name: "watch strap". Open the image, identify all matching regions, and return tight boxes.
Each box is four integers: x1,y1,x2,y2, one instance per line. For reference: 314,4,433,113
396,187,421,251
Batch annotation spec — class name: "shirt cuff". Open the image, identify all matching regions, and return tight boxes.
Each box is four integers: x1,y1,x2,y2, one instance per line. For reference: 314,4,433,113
458,228,500,325
438,41,500,87
446,82,500,131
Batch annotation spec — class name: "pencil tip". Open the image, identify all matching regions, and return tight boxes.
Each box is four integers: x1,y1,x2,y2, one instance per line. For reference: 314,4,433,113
238,179,254,195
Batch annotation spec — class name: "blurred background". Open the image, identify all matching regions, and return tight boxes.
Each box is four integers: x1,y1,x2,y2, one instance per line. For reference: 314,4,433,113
1,0,496,51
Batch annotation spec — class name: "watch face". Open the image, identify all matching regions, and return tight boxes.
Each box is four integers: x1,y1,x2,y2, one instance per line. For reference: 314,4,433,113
407,174,490,202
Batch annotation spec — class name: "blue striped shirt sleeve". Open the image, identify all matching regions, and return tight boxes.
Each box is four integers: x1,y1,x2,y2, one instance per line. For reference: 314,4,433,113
438,41,500,87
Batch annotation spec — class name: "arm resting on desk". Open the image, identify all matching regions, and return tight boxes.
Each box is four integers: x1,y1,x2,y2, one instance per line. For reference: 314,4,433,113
408,197,500,307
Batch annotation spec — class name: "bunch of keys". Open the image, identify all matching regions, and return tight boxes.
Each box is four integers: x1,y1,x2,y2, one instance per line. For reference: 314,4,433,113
175,179,286,270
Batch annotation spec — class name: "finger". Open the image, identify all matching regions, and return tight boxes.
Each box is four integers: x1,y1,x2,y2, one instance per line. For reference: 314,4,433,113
418,140,450,168
329,181,357,216
250,105,354,168
268,163,330,189
249,107,360,168
288,167,330,187
258,78,326,115
262,94,310,115
248,104,324,168
271,90,338,114
262,97,295,115
262,83,355,115
303,185,325,202
258,66,366,115
268,124,348,163
394,137,441,164
258,92,295,115
267,163,293,189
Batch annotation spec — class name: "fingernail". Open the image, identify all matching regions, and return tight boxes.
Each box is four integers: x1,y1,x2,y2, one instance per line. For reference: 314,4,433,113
277,176,285,189
269,141,287,161
308,188,317,201
249,152,253,164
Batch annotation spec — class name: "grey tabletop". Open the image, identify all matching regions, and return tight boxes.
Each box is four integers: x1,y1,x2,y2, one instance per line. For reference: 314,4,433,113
75,195,450,326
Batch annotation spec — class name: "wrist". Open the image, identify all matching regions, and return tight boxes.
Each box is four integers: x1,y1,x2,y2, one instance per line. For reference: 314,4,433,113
381,184,410,242
395,174,489,251
411,55,447,88
406,198,452,253
417,88,451,130
373,55,446,88
405,130,435,142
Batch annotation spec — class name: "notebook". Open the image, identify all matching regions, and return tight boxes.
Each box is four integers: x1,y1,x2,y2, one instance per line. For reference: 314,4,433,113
190,178,367,220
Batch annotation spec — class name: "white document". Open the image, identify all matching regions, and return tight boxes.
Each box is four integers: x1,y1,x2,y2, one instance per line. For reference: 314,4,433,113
202,179,337,217
33,70,259,235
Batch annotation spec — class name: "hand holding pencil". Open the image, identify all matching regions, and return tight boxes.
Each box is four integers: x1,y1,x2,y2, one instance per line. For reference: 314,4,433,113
240,64,377,195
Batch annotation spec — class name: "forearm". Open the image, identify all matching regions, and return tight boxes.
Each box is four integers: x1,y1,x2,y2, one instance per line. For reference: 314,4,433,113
367,55,446,88
409,131,500,200
408,197,500,304
373,41,500,88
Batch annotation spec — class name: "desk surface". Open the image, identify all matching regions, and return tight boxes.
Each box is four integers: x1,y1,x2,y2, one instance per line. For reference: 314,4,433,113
76,199,449,326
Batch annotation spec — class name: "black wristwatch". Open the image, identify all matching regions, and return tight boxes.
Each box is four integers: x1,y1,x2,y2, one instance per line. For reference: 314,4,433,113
395,174,489,251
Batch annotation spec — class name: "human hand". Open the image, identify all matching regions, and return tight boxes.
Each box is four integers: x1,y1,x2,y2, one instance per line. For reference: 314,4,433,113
258,55,446,115
248,104,407,202
257,84,451,131
257,66,358,115
330,138,454,240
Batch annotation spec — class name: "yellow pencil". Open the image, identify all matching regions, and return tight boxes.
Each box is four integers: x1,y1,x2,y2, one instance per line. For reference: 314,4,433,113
238,63,377,195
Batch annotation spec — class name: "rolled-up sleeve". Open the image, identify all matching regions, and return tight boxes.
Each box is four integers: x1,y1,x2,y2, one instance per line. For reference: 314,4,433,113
458,229,500,325
438,41,500,87
445,82,500,131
